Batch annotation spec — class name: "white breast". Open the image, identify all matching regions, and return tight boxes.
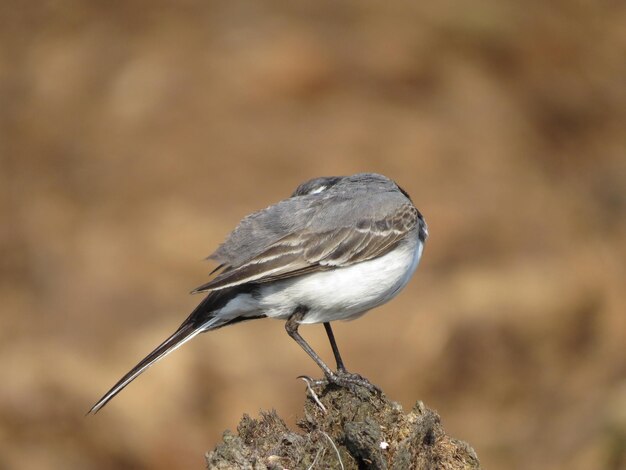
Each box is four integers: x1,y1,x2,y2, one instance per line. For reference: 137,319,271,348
257,234,423,324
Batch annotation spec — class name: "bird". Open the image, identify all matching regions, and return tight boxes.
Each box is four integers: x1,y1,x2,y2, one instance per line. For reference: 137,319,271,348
89,173,428,413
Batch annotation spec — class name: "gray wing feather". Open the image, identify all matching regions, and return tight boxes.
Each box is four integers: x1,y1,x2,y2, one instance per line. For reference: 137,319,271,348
192,192,417,293
208,197,319,267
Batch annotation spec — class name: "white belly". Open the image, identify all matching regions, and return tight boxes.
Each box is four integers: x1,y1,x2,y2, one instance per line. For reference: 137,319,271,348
257,235,423,324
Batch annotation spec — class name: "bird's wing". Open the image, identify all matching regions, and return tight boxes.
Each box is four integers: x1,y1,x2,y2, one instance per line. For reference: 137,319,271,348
191,201,418,293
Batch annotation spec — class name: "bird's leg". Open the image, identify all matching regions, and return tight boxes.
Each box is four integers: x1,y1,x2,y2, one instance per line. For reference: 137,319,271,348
286,309,380,394
285,308,336,380
323,322,346,372
323,321,381,394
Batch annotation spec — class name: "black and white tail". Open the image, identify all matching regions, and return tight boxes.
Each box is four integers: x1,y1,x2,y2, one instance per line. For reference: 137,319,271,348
88,289,246,414
88,321,207,414
88,284,267,414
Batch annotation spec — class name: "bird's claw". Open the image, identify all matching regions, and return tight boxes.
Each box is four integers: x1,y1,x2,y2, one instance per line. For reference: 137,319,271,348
299,372,381,395
297,375,327,388
329,370,382,394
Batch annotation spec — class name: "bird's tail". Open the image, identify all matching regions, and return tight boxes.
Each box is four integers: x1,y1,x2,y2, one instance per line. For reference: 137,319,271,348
88,287,266,414
87,321,206,414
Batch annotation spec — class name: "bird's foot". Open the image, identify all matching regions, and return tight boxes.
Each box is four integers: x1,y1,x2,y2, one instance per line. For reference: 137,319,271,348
329,370,381,395
299,371,382,395
298,375,327,388
298,371,380,394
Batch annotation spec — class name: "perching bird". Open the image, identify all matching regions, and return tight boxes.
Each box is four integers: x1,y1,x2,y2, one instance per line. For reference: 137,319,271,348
89,173,428,413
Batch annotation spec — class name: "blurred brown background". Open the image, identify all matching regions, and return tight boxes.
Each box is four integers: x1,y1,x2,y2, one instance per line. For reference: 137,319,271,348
1,1,625,469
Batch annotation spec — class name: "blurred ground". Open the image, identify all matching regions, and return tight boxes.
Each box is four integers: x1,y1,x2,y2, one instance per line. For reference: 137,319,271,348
1,1,625,469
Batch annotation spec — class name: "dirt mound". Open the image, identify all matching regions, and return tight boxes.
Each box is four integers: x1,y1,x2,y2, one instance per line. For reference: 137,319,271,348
207,381,480,469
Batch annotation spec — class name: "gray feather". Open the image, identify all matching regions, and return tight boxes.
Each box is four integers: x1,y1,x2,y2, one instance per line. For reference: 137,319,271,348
193,174,419,294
